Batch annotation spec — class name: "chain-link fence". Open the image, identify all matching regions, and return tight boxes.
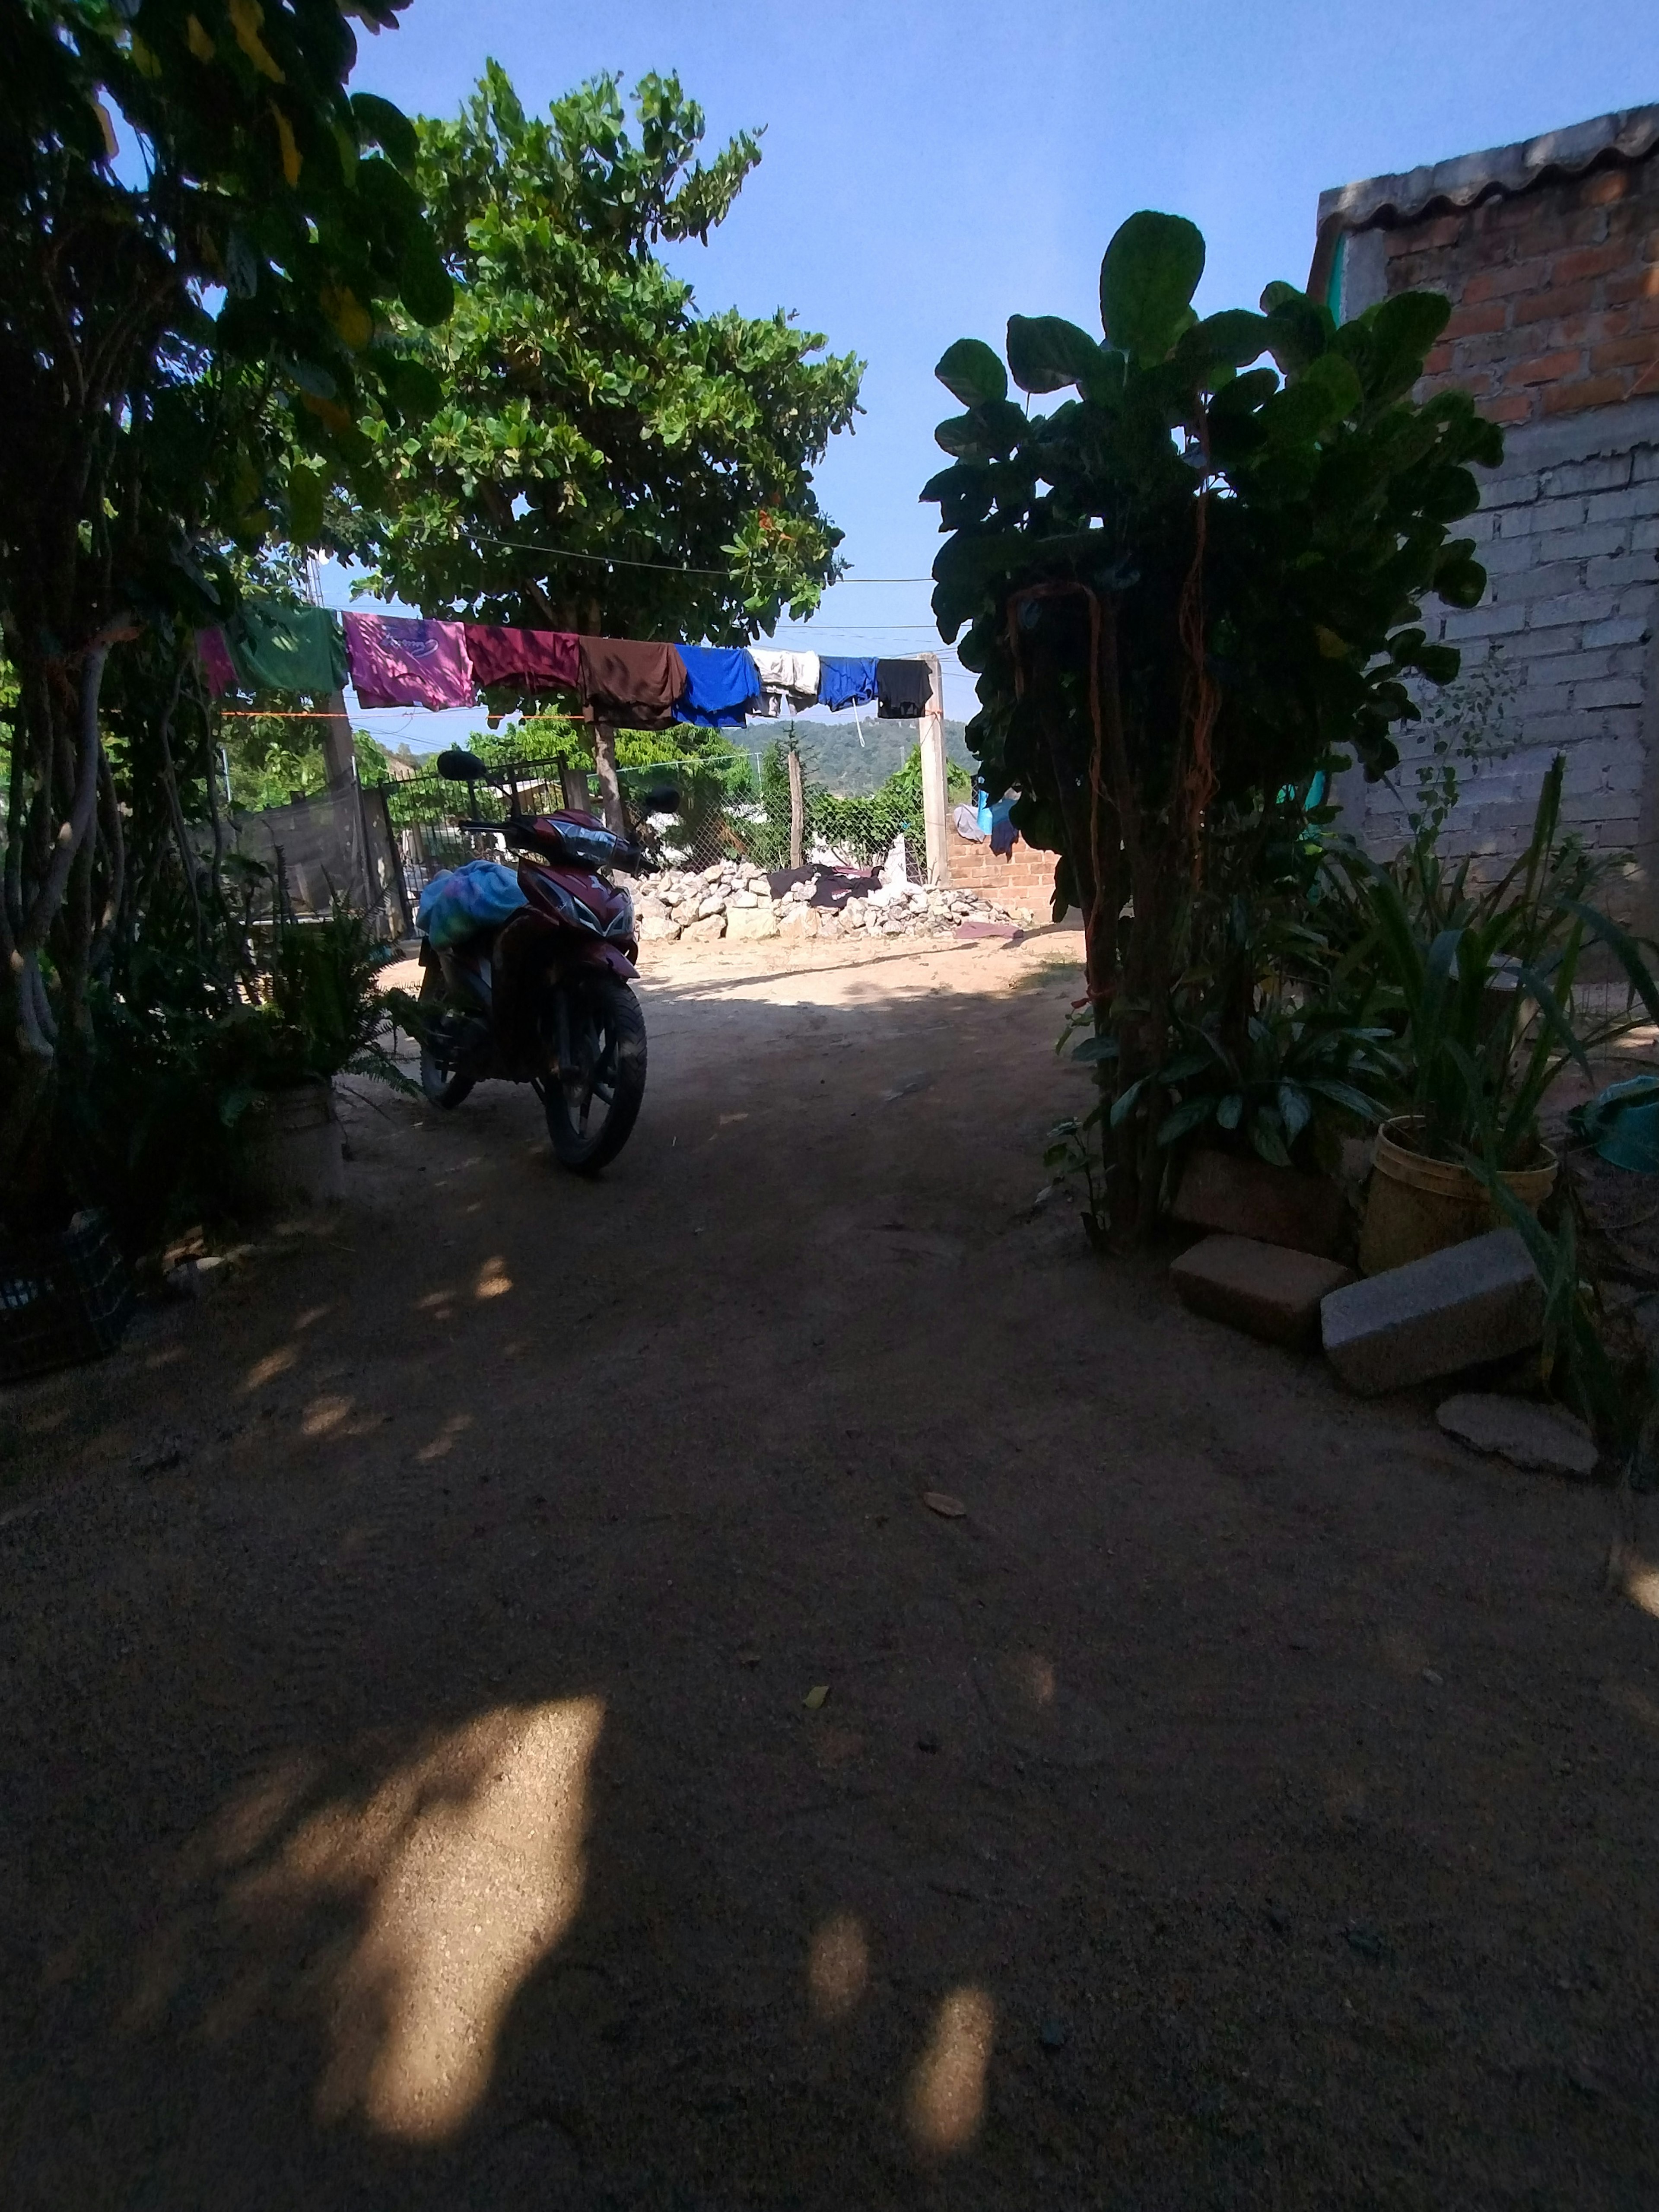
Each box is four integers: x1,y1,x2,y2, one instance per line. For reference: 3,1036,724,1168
383,741,928,889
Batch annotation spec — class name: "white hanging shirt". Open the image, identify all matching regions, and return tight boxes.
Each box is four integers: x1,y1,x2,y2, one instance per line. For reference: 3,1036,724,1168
747,648,821,717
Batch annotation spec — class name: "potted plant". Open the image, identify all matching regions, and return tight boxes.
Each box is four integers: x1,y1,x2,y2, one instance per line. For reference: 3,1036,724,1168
1326,756,1659,1272
223,900,411,1211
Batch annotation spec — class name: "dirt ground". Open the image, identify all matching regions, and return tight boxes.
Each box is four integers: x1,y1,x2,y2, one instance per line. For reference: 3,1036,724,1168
4,925,1659,2211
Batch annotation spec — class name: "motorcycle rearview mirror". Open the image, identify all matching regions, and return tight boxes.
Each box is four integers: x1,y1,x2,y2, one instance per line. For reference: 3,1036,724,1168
635,783,681,815
436,747,483,782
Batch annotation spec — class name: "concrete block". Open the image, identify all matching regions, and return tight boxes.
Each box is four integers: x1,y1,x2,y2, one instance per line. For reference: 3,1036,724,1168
1320,1228,1543,1396
1171,1235,1355,1350
1171,1150,1348,1258
724,903,779,941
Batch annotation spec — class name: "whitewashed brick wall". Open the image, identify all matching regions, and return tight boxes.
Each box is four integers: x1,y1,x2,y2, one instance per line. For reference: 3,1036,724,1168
1330,405,1659,928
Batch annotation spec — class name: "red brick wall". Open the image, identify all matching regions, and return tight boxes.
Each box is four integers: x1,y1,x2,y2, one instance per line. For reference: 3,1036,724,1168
946,828,1055,907
1382,153,1659,425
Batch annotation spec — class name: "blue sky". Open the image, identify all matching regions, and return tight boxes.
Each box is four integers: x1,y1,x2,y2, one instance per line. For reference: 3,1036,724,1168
336,0,1657,748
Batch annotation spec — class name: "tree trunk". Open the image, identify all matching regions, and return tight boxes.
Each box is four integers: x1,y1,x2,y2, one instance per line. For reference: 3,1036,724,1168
591,718,625,833
787,744,805,868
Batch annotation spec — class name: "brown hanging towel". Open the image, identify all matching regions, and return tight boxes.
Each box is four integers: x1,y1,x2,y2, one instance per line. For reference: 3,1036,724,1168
577,637,689,729
875,657,931,719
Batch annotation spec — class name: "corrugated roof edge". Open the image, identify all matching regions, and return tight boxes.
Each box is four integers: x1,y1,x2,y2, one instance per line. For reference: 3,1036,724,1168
1317,103,1659,234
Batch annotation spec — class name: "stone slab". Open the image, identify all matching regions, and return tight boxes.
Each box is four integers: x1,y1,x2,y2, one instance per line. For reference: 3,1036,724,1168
724,903,779,941
680,915,726,942
1321,1228,1543,1396
1172,1149,1348,1259
1170,1233,1355,1349
1436,1392,1598,1476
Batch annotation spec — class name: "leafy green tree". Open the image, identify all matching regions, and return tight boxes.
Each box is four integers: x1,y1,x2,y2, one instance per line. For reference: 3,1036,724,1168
340,63,864,643
0,0,447,1216
925,210,1499,1235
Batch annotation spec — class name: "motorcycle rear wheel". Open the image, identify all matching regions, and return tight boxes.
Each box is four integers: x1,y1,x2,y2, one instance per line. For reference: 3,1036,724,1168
540,974,646,1175
416,966,475,1109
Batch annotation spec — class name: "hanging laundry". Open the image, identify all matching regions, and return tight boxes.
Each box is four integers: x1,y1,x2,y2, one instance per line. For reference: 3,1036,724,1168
343,612,476,710
676,643,762,727
578,637,688,729
817,656,879,711
196,627,238,699
747,648,820,718
222,601,347,697
462,623,580,695
876,658,932,720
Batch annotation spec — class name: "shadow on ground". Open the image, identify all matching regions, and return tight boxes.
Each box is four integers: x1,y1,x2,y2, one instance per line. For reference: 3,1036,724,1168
3,934,1659,2209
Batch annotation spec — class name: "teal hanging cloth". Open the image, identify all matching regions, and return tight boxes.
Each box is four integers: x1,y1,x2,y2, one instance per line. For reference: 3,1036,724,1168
225,601,347,697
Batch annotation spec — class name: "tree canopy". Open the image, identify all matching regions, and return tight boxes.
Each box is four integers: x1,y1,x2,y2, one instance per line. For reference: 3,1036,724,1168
337,62,865,642
0,0,444,1213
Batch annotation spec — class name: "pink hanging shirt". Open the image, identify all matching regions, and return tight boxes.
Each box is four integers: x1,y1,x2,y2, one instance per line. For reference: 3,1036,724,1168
343,612,476,711
196,626,238,698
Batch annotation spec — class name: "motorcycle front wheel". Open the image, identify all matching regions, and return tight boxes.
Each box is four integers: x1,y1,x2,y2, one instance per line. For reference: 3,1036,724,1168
416,966,475,1109
540,973,647,1175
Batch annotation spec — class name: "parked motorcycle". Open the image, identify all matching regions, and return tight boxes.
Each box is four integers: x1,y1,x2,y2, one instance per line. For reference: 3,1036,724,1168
412,750,674,1175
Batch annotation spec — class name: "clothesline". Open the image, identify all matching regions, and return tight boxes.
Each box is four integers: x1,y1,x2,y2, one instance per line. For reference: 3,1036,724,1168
198,600,940,730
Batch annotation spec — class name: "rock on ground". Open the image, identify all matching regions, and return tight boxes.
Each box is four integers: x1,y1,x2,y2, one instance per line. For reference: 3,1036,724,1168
1436,1392,1599,1476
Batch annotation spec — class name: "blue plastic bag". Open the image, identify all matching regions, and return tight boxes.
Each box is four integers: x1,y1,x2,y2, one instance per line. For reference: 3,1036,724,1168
418,859,528,950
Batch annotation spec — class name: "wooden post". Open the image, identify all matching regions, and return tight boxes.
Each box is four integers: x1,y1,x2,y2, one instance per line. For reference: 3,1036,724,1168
591,717,626,833
787,742,805,869
918,651,950,887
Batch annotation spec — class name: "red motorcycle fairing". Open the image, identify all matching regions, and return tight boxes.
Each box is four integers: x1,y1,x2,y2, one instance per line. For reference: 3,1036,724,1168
518,854,639,968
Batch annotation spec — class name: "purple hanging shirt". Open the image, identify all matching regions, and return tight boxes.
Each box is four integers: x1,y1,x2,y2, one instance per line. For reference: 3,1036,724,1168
343,612,476,710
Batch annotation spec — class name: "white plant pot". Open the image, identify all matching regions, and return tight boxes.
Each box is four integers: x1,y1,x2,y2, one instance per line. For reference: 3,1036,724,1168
245,1077,345,1210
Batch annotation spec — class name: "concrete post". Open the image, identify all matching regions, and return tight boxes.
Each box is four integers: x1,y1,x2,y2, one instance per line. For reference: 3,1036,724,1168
918,651,950,887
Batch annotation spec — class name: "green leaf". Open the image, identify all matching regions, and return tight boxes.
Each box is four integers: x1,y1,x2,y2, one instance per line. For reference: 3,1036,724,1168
1435,555,1487,610
1100,210,1206,364
935,338,1008,408
1109,1076,1147,1129
1176,308,1271,375
1006,315,1107,396
1248,1108,1293,1166
1071,1033,1121,1063
1277,1080,1312,1142
1303,1077,1387,1123
378,353,444,420
286,464,324,545
350,92,419,172
1156,1094,1216,1146
1216,1091,1243,1130
397,235,454,328
1362,289,1452,406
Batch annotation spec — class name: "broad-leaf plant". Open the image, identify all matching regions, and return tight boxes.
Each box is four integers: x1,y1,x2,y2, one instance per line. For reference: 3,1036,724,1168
925,210,1500,1236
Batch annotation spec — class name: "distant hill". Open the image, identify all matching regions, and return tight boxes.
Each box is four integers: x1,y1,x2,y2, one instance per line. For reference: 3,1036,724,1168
782,717,975,797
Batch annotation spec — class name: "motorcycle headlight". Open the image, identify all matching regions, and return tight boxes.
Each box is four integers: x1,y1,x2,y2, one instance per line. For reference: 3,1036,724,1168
605,892,635,939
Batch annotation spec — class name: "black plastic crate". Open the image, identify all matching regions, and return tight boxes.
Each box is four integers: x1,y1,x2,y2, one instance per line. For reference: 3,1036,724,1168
0,1209,133,1383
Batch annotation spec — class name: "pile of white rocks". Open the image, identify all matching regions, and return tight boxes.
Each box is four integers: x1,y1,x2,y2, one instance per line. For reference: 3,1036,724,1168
634,858,1032,944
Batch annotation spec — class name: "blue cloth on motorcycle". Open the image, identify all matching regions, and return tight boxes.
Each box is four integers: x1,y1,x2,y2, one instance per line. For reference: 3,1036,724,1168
1568,1074,1659,1173
677,644,762,727
817,656,879,710
418,860,528,949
